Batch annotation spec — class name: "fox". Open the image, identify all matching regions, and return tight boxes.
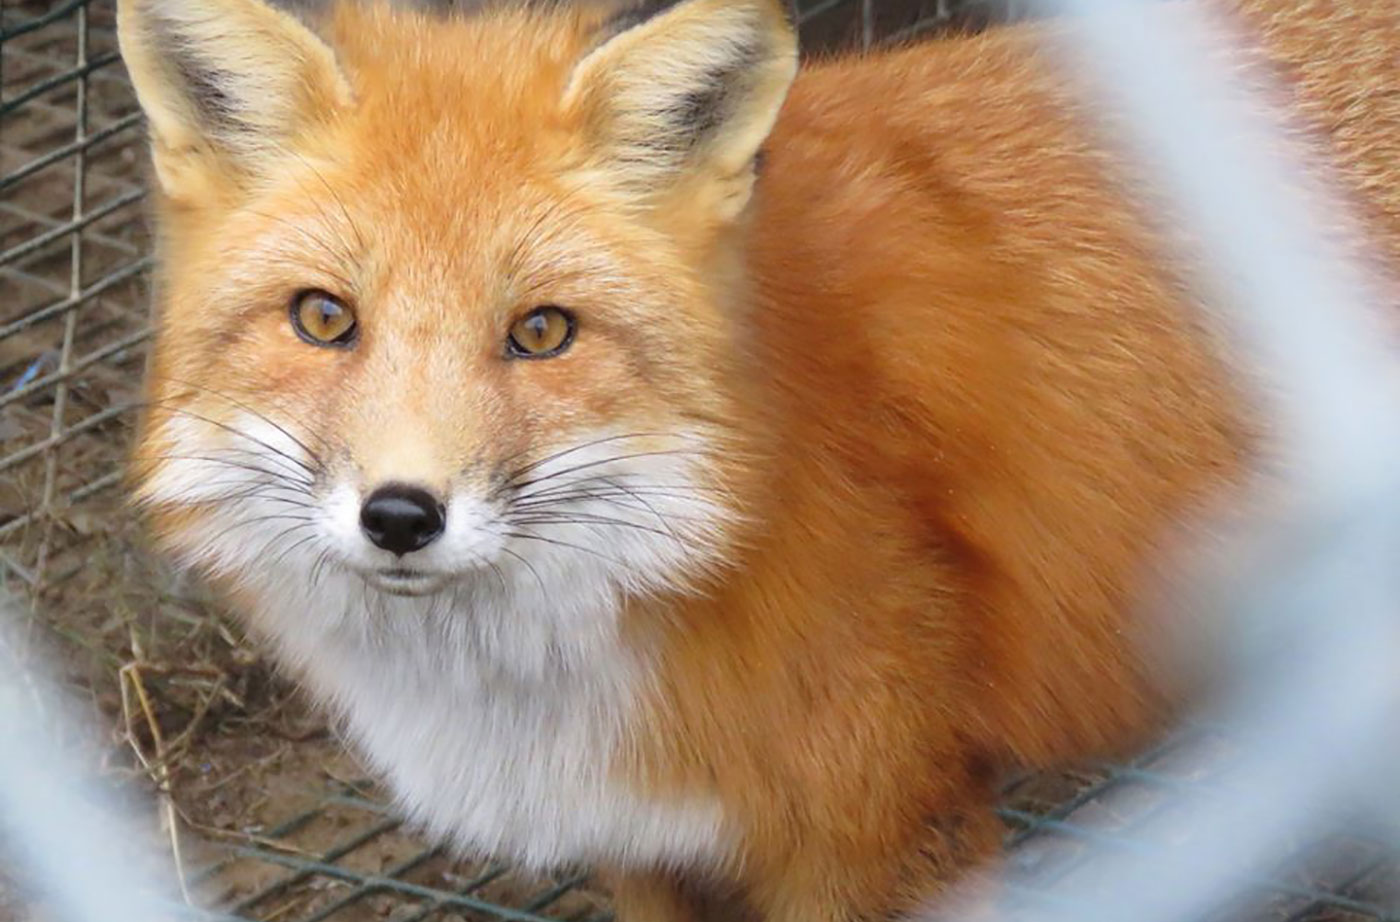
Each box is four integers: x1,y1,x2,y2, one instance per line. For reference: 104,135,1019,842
116,0,1400,918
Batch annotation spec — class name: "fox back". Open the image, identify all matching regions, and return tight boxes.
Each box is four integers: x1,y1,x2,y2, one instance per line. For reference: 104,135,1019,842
119,0,1400,919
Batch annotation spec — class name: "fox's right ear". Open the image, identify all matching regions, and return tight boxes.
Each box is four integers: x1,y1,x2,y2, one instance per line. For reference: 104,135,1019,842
561,0,797,224
116,0,352,197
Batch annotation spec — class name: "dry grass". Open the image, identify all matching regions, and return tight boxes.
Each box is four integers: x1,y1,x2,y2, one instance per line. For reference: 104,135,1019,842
3,1,1398,920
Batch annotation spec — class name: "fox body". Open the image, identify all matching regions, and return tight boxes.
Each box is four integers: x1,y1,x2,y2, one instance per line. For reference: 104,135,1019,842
118,0,1400,918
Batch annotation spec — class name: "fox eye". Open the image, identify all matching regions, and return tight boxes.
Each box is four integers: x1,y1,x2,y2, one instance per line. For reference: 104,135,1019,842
507,306,575,359
291,290,357,347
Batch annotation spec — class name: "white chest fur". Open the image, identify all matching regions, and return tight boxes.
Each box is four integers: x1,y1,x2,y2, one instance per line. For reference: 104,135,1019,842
142,417,735,871
244,571,731,874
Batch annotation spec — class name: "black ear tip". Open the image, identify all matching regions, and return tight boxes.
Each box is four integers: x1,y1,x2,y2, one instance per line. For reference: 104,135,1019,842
598,0,670,38
597,0,793,48
165,35,243,134
779,0,797,29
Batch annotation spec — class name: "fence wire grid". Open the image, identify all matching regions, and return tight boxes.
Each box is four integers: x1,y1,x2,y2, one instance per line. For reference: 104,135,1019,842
3,0,1400,921
154,734,1400,922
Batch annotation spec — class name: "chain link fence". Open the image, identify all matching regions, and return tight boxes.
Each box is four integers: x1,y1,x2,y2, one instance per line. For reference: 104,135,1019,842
2,1,1399,921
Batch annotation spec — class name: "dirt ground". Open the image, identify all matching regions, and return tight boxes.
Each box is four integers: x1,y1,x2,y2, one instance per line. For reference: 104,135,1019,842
5,1,1400,920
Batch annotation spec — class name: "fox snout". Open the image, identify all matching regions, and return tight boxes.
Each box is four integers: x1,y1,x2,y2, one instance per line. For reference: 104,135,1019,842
359,483,447,556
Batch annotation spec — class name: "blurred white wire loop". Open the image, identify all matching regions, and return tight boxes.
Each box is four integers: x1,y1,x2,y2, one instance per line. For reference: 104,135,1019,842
0,597,186,922
925,0,1400,918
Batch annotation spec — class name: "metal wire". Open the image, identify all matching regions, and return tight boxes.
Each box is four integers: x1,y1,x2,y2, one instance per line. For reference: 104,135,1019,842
914,1,1400,918
2,1,1400,921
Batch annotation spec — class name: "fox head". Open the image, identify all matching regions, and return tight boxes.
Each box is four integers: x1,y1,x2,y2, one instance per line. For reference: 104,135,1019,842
120,0,797,649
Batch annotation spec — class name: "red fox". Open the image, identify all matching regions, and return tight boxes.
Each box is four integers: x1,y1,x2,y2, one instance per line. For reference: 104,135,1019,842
117,0,1400,917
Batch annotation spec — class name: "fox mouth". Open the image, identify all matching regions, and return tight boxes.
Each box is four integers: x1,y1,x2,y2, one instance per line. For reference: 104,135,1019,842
362,566,450,597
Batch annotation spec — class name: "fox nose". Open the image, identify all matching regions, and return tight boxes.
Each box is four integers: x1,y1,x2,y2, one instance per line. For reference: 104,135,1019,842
359,484,445,556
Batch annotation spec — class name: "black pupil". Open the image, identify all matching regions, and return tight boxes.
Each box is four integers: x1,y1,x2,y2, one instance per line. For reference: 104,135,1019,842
525,313,548,343
309,298,342,336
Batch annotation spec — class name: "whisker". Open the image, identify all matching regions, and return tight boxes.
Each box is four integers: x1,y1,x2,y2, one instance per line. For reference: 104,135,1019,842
201,512,316,549
514,491,712,512
171,474,316,508
511,487,718,523
153,405,318,479
512,491,650,516
502,529,624,567
178,441,320,485
506,193,574,279
520,473,722,496
478,554,510,595
267,530,321,571
509,448,707,495
162,375,328,464
130,453,315,489
497,544,546,593
584,476,684,539
287,150,369,262
310,546,336,589
243,208,360,295
203,489,316,512
200,491,316,512
140,401,319,479
501,431,675,484
513,486,725,518
506,512,683,543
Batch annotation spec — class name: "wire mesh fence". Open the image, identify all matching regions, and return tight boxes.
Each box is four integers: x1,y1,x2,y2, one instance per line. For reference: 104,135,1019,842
9,729,1395,922
119,735,1392,922
160,738,1400,922
0,0,149,595
3,0,1400,921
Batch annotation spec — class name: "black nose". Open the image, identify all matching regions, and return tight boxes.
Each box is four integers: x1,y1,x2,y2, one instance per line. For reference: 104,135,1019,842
360,484,445,556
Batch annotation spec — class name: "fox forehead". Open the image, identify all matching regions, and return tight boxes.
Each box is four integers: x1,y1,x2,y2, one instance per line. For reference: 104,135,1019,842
201,164,712,375
221,173,624,322
319,3,598,174
160,3,601,269
169,8,691,325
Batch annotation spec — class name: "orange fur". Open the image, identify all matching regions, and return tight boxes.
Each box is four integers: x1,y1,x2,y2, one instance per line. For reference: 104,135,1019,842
121,0,1400,919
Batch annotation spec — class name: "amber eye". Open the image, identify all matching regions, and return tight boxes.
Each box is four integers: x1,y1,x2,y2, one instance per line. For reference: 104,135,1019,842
290,290,357,347
507,306,575,358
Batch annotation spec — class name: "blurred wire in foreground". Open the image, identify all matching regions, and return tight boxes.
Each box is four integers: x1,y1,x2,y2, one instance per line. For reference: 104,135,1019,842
3,1,1400,922
925,0,1400,919
0,592,185,922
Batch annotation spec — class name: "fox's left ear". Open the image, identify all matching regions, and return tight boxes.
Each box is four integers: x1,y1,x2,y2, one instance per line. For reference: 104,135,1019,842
561,0,798,223
116,0,352,197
